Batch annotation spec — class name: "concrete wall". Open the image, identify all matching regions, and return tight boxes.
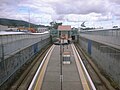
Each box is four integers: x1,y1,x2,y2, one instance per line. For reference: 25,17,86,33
0,33,50,86
0,33,49,60
79,29,120,87
80,28,120,49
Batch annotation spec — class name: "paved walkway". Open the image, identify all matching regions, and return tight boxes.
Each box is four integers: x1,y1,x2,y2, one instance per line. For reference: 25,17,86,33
41,44,83,90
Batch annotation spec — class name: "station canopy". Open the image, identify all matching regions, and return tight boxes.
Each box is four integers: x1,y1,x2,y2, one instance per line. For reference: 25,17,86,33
58,25,71,31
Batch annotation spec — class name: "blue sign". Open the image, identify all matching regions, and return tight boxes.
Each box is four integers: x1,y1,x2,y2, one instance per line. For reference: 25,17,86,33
34,43,38,54
88,40,92,55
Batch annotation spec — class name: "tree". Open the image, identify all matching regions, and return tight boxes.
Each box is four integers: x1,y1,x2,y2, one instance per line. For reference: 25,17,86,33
50,21,62,29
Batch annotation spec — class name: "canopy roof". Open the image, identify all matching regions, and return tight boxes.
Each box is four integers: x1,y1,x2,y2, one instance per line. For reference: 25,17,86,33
58,25,71,31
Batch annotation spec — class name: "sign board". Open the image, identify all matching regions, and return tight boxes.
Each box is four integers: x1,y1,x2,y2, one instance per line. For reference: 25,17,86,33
62,51,71,64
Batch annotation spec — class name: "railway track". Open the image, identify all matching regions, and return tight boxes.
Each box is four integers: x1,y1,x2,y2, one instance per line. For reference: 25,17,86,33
9,44,51,90
8,43,116,90
75,43,116,90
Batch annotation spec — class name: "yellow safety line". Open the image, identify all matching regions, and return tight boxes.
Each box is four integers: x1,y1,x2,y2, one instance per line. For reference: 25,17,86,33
71,44,90,90
34,45,55,90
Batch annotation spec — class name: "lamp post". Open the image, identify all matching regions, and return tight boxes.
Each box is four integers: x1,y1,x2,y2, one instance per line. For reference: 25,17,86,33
59,31,63,90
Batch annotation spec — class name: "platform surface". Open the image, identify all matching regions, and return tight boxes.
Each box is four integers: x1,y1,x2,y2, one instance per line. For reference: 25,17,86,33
41,45,83,90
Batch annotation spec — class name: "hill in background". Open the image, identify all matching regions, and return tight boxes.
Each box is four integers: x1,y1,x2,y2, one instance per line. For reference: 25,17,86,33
0,18,46,28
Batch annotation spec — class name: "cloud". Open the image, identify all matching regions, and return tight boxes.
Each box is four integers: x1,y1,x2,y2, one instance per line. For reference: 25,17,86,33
50,0,109,15
0,0,120,27
108,0,120,4
110,5,120,16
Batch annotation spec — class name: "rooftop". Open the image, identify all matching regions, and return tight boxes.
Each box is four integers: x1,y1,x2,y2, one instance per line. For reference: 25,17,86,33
58,25,71,31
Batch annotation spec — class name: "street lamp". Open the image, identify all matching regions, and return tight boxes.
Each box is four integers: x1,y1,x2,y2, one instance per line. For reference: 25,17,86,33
59,31,63,90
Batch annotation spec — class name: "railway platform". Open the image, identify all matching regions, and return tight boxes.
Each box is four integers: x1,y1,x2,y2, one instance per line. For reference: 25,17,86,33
28,44,96,90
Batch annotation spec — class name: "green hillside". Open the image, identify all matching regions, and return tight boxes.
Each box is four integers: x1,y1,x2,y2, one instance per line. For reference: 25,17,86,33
0,18,46,28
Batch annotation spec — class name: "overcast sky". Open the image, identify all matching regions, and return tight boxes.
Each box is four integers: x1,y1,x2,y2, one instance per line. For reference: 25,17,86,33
0,0,120,28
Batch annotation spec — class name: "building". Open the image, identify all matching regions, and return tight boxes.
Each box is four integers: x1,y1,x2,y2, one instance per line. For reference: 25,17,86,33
58,25,71,44
7,27,18,31
37,27,48,33
58,25,71,39
0,25,8,31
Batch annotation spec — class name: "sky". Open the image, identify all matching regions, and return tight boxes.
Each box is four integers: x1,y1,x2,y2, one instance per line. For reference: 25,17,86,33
0,0,120,28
